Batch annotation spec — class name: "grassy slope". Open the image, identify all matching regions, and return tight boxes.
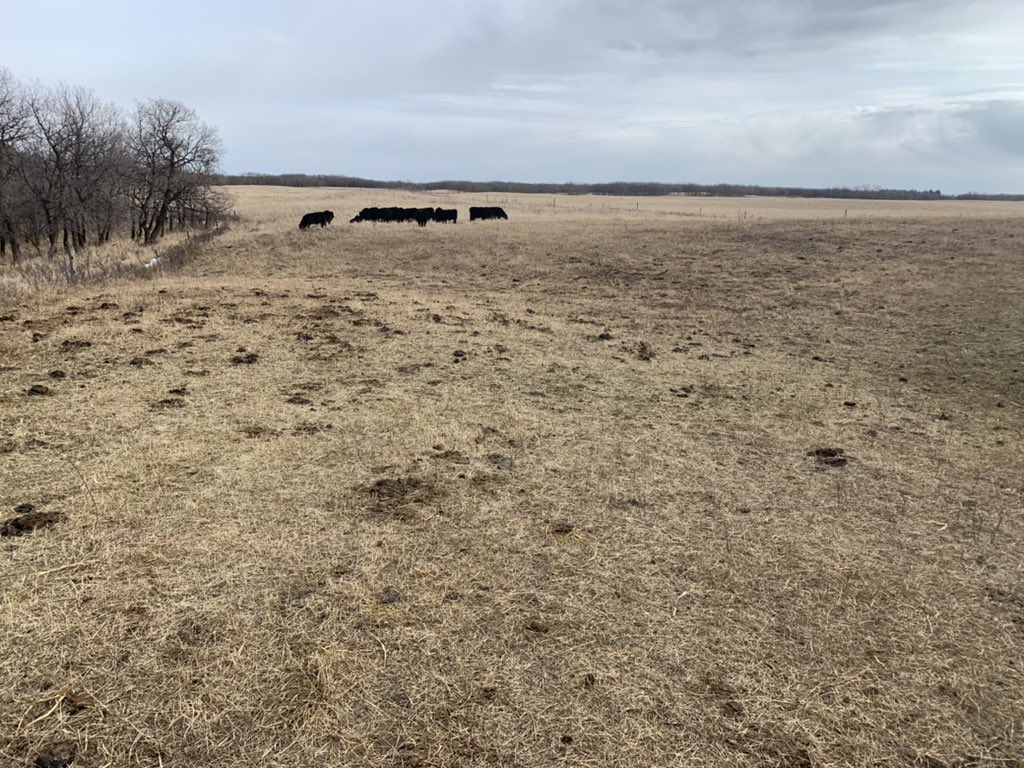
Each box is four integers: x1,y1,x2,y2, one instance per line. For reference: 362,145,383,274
1,190,1022,767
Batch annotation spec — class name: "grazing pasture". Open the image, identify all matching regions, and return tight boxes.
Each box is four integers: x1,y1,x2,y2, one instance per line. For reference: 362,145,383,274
1,187,1022,767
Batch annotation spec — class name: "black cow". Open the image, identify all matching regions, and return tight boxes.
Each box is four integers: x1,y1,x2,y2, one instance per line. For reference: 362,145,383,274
299,210,335,229
350,207,377,223
469,206,508,221
350,207,386,223
350,206,441,226
432,208,457,224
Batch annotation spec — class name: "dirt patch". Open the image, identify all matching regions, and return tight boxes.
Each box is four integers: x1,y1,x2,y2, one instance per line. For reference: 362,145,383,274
2,506,66,537
240,424,281,439
431,447,470,465
397,362,435,375
34,751,74,768
230,350,260,365
151,397,186,410
985,586,1024,628
292,421,332,436
362,476,426,500
359,476,442,520
809,447,849,468
487,454,515,471
474,425,518,448
524,618,551,634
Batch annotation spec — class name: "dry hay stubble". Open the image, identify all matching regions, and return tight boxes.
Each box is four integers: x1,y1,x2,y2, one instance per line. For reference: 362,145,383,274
0,188,1022,767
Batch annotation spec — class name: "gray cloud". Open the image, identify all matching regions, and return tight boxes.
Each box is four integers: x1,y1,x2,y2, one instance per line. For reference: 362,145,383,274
5,0,1023,191
956,100,1024,157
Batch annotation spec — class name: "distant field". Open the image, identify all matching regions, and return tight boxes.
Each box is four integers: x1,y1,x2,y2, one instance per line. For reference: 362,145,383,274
230,184,1024,228
1,187,1022,767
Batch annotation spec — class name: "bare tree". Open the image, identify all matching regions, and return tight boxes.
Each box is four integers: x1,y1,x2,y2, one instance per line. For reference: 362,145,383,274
128,99,223,245
1,73,228,271
0,68,31,263
57,88,127,250
13,84,127,276
19,85,73,260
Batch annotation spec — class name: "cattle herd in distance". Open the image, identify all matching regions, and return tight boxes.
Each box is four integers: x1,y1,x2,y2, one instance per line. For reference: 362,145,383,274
298,206,508,229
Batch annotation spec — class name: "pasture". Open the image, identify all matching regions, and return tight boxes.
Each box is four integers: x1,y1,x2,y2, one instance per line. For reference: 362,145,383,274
1,187,1022,767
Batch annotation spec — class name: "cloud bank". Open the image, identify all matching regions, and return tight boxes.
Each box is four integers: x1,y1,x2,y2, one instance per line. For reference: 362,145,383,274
6,0,1023,192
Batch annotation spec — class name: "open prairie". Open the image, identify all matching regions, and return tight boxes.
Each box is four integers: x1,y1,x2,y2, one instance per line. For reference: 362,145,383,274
1,187,1022,767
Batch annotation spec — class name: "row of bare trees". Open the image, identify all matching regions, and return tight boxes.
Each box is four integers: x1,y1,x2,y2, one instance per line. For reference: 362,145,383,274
0,68,228,270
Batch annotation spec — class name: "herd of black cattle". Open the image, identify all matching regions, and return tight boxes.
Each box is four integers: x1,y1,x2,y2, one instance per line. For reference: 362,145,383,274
298,206,508,229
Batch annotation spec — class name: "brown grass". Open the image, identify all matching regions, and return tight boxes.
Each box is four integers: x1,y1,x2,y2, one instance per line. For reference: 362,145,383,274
1,188,1022,767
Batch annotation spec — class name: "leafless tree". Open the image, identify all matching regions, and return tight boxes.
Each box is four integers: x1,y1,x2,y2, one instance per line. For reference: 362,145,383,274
128,98,224,244
14,84,126,277
54,89,127,251
1,72,228,270
0,68,31,263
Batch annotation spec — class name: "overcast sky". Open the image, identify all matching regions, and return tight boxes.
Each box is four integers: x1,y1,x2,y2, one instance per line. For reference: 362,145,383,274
5,0,1024,192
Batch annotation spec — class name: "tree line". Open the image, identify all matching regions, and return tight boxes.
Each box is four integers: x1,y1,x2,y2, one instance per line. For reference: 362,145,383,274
222,173,1022,202
0,68,228,270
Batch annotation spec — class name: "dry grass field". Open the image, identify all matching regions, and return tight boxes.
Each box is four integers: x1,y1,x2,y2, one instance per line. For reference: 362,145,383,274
1,187,1022,767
